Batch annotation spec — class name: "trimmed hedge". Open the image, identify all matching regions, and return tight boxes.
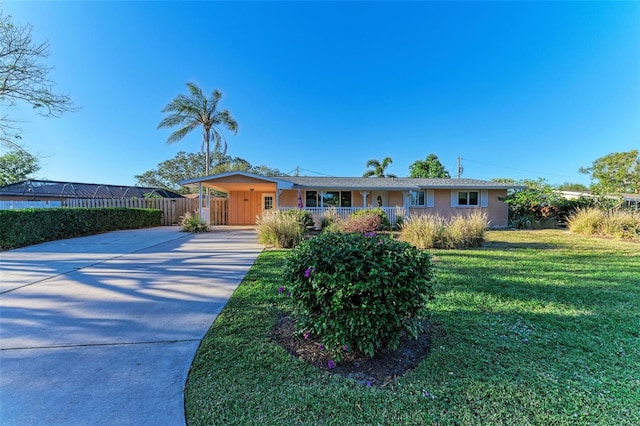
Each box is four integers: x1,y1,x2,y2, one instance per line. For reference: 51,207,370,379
0,208,162,249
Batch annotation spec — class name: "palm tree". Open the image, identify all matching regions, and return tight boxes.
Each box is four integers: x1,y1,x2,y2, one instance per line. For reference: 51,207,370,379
157,82,238,177
363,157,396,178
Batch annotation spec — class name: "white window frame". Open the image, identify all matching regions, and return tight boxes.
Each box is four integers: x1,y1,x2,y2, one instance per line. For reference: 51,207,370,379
451,190,488,207
409,190,425,206
409,189,435,207
262,193,275,212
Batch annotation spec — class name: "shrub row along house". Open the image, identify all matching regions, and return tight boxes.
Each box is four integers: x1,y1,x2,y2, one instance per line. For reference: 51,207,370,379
180,172,523,228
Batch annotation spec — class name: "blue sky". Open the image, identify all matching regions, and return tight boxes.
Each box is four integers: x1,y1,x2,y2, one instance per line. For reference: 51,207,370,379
3,1,639,187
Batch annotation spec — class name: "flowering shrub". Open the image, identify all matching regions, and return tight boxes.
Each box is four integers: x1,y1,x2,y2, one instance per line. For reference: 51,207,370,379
339,213,382,234
282,232,435,359
350,208,391,230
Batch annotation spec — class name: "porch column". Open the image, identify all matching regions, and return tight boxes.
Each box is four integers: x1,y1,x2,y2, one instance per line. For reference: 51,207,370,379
359,191,369,208
319,191,325,208
198,183,203,221
276,188,281,210
404,191,411,218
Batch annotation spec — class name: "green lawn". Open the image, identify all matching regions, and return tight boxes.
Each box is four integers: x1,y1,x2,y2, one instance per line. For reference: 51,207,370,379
185,230,640,425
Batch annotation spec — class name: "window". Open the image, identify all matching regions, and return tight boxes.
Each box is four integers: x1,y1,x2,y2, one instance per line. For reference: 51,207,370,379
409,190,434,207
263,195,274,211
409,190,425,206
452,190,488,207
305,191,318,207
340,192,352,207
322,191,340,207
458,191,479,206
305,190,352,207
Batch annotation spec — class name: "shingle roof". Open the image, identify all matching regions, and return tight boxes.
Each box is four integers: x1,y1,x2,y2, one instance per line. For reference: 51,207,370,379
275,176,521,190
178,172,525,191
0,180,185,199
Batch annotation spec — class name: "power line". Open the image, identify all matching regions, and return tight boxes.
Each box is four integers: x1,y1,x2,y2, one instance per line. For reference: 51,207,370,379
285,167,335,177
461,157,585,181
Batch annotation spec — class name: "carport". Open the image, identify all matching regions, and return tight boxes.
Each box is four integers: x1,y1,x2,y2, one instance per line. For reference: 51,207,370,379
180,172,295,225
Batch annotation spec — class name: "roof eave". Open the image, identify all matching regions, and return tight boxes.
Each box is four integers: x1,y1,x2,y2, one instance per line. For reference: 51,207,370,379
178,171,296,190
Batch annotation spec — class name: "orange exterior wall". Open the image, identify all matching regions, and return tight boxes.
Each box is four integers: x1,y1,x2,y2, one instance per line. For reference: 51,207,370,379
409,189,508,227
268,188,509,227
279,190,298,207
388,191,404,206
228,190,263,225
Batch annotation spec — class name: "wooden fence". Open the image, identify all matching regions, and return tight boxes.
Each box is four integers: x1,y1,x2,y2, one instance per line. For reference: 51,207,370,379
63,197,229,226
205,198,229,225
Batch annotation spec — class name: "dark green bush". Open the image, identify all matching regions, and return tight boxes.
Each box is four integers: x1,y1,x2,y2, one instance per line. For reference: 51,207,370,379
282,232,435,359
0,208,162,249
349,208,391,230
283,209,314,229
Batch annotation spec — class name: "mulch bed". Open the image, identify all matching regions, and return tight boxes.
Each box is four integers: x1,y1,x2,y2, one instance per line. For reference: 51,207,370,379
272,315,432,387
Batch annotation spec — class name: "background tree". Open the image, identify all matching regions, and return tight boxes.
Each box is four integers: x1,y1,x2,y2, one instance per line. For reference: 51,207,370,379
157,82,238,178
557,182,589,191
363,157,396,178
0,149,41,185
409,154,451,178
579,150,640,194
0,10,76,149
134,151,281,193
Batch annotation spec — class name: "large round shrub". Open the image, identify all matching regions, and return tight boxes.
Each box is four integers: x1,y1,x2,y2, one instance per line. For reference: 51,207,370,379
282,232,435,358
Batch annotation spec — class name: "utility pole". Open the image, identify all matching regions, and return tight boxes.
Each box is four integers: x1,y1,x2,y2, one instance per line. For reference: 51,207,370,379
457,157,463,179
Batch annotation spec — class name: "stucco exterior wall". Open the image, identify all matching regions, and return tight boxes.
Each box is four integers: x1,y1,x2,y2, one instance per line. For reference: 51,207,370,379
409,189,508,228
279,190,298,207
271,188,509,227
388,191,404,207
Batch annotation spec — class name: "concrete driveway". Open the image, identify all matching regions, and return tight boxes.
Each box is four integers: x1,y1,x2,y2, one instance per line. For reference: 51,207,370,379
0,226,263,425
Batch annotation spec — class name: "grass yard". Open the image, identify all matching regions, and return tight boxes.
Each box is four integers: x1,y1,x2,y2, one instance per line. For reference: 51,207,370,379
185,230,640,425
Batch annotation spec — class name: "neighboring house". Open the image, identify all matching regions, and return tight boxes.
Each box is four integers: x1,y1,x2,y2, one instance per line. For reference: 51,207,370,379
558,190,640,208
179,171,524,228
0,179,184,202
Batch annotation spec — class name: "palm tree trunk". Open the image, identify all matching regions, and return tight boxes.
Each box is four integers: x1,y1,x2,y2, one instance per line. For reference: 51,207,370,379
203,127,211,209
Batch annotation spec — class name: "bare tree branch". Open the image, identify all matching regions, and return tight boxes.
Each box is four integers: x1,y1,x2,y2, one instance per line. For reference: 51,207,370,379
0,9,77,149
